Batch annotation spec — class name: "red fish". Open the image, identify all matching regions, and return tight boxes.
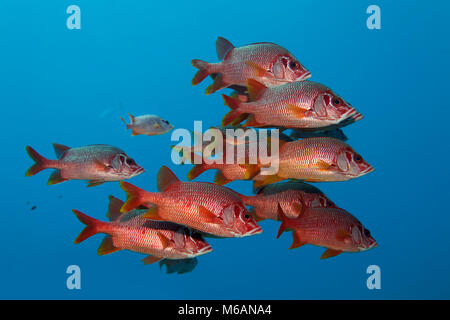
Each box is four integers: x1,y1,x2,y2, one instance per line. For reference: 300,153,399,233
73,196,212,264
277,205,378,259
240,181,337,221
25,144,144,187
253,137,374,186
192,37,311,94
222,79,362,129
120,166,262,238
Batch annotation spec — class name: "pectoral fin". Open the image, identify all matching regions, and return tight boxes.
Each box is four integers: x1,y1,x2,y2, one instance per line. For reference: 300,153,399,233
142,255,163,265
198,206,220,224
245,61,268,78
320,248,342,259
287,104,308,119
316,160,332,171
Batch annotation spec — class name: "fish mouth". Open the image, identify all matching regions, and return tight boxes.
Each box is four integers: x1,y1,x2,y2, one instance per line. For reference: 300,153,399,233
132,167,145,177
351,112,364,122
197,245,213,255
245,226,263,236
297,71,312,81
360,166,375,175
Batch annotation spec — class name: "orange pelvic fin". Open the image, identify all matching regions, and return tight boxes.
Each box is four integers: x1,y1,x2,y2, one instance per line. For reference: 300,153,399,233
97,235,122,256
142,255,163,265
246,78,268,100
320,248,343,259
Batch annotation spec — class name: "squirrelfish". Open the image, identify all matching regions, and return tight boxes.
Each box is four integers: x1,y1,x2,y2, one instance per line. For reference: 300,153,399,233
192,37,310,94
120,166,262,238
277,205,378,259
73,196,212,265
121,113,173,136
222,79,362,130
253,137,373,187
240,181,337,221
25,144,144,187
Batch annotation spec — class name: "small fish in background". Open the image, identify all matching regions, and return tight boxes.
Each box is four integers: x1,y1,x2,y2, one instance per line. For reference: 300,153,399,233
159,258,198,275
121,114,173,136
222,79,362,130
98,101,124,119
30,205,37,211
276,205,378,259
120,166,262,238
25,144,144,187
192,37,311,94
253,137,374,187
72,196,212,266
240,181,337,221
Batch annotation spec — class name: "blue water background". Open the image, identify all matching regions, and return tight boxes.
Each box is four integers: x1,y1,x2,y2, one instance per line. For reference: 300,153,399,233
1,0,449,299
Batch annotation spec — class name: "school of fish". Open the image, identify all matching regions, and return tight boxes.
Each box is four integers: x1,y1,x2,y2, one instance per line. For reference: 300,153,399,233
26,37,376,274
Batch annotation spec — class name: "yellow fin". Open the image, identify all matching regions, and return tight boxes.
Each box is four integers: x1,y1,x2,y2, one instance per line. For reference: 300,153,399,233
142,205,164,220
253,175,284,188
320,248,342,259
97,235,122,256
290,232,306,249
245,61,268,78
316,160,332,171
214,170,232,186
142,255,163,265
286,104,308,119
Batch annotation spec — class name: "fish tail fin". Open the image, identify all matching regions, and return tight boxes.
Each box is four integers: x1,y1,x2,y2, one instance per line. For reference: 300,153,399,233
191,59,211,85
276,204,290,239
120,116,131,130
187,164,207,180
25,146,50,177
73,209,104,244
120,182,150,212
222,94,243,126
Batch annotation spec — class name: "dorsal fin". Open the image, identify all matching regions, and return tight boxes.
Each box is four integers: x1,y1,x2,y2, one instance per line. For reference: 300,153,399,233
52,143,70,159
157,166,180,192
216,37,234,60
106,195,124,221
247,79,267,101
128,113,135,124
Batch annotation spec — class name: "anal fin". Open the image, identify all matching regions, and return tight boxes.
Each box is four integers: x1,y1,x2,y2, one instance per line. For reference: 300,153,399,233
97,235,122,256
142,255,163,265
47,170,67,185
320,248,342,259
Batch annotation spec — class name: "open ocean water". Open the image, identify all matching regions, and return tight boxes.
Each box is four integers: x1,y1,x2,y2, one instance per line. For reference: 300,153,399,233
1,0,449,299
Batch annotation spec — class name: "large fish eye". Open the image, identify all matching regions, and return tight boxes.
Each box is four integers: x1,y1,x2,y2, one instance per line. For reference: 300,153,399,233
126,158,135,165
289,61,299,70
243,214,251,220
162,120,169,124
332,98,341,106
363,228,371,237
354,154,363,163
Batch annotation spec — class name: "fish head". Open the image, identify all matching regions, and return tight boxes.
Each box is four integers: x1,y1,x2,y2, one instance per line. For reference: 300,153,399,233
336,148,374,178
222,203,262,237
348,224,378,252
109,153,144,178
312,91,357,121
173,227,212,257
271,55,311,82
158,118,174,133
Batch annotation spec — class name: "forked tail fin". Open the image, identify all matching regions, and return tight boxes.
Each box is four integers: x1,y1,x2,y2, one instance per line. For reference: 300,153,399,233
25,146,50,177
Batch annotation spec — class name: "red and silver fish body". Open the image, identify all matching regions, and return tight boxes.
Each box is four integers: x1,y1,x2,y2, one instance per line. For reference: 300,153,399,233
25,144,144,187
241,187,337,221
121,113,173,136
222,79,362,129
120,166,262,238
254,137,374,186
192,37,311,94
73,197,212,263
277,206,378,259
